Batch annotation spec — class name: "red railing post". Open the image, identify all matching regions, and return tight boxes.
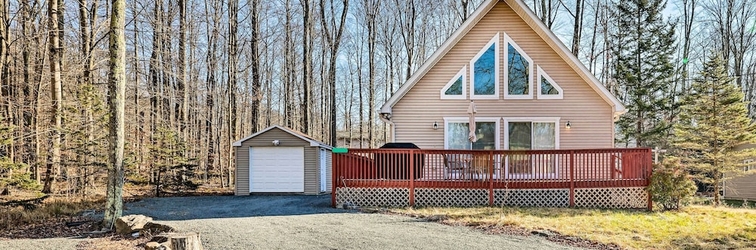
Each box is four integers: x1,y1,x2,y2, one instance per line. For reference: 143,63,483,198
569,150,575,208
409,149,415,207
489,151,494,206
647,148,653,211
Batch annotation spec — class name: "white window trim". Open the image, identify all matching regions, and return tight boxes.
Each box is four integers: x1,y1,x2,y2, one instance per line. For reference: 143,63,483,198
440,66,467,100
536,66,564,99
443,117,500,150
503,33,534,100
745,159,754,172
469,33,500,100
502,117,560,179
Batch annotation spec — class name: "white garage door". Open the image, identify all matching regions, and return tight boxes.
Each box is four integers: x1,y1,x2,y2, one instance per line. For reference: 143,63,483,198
249,147,305,192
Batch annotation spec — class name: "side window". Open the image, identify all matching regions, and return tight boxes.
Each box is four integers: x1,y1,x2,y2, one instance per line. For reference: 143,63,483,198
470,33,499,99
440,66,466,99
537,66,563,99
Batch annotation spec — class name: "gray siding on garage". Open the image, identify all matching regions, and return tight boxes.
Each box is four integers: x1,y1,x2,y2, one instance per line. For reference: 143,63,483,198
234,127,330,195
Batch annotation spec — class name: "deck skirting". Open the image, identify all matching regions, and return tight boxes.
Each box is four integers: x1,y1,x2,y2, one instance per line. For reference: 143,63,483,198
335,187,647,209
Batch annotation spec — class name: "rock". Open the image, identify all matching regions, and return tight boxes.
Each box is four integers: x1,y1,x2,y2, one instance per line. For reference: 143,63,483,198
115,214,153,235
424,214,447,222
144,241,168,250
531,230,556,237
142,222,175,235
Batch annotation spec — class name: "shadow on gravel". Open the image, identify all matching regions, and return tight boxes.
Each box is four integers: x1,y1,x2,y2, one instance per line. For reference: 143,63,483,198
123,195,349,221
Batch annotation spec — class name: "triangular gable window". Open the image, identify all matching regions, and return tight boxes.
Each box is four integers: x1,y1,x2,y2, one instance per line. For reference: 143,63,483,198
470,33,499,100
537,66,563,99
504,34,533,99
440,66,466,99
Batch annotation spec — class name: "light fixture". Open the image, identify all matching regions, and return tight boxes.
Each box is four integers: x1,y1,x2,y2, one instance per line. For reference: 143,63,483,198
272,140,280,146
565,121,571,129
433,121,439,130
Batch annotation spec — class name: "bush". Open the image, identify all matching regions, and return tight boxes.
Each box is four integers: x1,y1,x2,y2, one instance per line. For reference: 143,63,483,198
647,157,697,210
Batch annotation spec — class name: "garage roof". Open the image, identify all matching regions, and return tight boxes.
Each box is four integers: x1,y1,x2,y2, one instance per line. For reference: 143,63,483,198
232,125,331,149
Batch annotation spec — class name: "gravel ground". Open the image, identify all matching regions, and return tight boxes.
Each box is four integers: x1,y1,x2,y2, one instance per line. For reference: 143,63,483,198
0,195,582,250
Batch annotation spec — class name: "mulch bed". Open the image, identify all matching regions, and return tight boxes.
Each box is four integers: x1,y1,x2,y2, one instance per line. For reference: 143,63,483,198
377,209,622,250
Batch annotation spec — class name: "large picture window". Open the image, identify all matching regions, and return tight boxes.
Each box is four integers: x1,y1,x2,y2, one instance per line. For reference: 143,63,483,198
470,34,499,99
504,118,560,178
444,118,499,150
503,34,533,99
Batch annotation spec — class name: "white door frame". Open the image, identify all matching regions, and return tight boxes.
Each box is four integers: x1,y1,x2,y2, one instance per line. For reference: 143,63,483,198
320,148,327,192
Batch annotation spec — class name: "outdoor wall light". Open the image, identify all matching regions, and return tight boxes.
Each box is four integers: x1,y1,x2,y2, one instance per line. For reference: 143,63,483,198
433,121,439,130
565,121,571,129
272,140,280,146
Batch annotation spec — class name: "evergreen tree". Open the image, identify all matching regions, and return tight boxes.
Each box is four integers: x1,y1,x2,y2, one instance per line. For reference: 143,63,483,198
612,0,677,147
674,54,756,206
149,126,196,195
0,117,38,192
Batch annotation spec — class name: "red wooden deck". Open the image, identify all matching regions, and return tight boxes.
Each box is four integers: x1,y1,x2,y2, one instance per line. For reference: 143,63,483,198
332,148,653,208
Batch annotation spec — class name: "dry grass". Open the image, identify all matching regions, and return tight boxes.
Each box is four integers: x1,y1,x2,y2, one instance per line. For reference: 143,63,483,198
0,196,104,230
392,206,756,249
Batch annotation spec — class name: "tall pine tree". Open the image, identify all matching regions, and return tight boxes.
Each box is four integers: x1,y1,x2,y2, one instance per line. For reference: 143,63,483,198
674,54,756,206
612,0,677,147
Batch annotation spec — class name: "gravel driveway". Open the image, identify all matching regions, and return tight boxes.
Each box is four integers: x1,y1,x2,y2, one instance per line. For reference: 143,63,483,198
1,195,581,250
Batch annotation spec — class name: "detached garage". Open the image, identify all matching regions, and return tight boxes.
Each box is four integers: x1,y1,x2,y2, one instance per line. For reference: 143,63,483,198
233,125,332,195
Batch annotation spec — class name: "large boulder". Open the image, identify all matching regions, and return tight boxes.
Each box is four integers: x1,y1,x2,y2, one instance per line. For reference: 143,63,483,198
115,214,153,234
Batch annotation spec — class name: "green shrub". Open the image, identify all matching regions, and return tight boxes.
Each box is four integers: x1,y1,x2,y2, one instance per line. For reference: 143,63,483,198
647,157,697,210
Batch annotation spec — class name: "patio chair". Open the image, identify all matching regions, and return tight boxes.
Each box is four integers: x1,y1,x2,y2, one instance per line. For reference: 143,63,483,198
469,154,490,179
442,154,469,180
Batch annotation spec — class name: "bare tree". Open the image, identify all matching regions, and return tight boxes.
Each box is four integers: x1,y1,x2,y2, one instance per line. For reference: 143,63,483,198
103,0,126,229
43,0,63,194
320,0,349,146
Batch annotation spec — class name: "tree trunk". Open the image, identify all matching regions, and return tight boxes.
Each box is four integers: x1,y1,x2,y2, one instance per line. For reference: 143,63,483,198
103,0,126,229
319,0,350,146
44,0,63,194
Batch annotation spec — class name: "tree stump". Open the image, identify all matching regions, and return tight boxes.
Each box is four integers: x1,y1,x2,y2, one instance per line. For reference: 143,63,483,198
148,232,203,250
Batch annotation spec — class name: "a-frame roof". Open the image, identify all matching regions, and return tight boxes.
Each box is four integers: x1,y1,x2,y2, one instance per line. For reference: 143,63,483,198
379,0,626,117
232,125,331,149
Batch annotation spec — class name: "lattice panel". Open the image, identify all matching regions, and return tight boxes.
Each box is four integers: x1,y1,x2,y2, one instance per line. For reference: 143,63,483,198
414,188,489,207
575,187,648,208
335,187,409,208
494,189,570,207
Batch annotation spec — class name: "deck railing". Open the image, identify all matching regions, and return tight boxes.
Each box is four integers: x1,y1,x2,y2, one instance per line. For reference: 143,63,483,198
332,148,653,208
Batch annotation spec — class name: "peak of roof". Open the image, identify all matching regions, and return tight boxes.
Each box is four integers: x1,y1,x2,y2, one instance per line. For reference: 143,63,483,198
379,0,625,116
232,125,331,148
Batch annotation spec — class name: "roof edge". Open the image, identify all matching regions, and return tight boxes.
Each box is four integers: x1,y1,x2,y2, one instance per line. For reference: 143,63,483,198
232,125,331,149
379,0,499,115
507,0,626,113
380,0,626,115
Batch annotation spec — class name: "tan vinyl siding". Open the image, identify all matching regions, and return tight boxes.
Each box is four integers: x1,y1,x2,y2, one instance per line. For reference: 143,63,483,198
234,127,326,195
304,146,318,194
392,1,613,150
234,146,249,195
725,174,756,201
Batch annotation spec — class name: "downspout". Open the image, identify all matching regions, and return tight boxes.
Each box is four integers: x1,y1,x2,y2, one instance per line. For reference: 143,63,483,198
378,111,395,143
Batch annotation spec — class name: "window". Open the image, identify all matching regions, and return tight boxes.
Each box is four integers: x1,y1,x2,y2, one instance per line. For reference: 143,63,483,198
504,118,560,178
470,33,499,99
536,66,563,99
504,34,533,99
444,118,499,150
440,66,466,99
745,160,755,172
